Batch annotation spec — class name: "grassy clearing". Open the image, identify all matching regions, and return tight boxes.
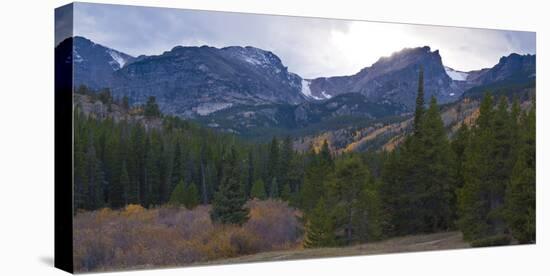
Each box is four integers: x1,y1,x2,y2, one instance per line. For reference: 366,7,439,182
205,231,469,265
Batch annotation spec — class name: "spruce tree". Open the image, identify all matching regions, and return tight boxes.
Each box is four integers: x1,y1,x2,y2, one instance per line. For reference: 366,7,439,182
281,182,291,201
98,88,112,106
158,139,172,203
184,183,200,209
126,177,140,205
353,185,383,242
380,149,407,236
451,123,470,189
129,125,145,205
287,154,304,194
270,177,279,198
450,124,470,221
319,140,333,167
110,161,127,209
85,133,106,210
104,132,122,207
144,135,161,207
300,152,331,212
304,199,335,248
381,71,455,235
486,97,514,233
169,179,186,206
171,141,183,194
210,147,249,225
328,156,375,244
267,137,280,194
417,97,455,231
74,120,87,211
199,144,210,204
505,106,535,243
250,179,267,200
246,151,255,197
280,136,294,189
380,68,428,235
458,93,495,241
144,96,161,117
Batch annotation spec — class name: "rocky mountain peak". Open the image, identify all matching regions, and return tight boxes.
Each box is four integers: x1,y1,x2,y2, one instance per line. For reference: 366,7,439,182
364,46,444,79
467,53,535,85
307,46,456,109
68,36,135,89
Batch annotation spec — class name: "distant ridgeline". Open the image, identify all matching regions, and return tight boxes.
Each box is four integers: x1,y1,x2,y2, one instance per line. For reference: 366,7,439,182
60,36,535,141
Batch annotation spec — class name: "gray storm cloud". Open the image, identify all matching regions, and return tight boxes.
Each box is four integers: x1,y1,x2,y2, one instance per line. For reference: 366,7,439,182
72,2,535,78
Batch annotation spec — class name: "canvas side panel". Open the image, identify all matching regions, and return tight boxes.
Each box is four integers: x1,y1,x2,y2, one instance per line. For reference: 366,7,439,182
54,3,74,274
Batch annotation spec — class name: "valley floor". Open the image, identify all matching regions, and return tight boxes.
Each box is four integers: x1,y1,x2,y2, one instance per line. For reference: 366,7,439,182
204,231,469,265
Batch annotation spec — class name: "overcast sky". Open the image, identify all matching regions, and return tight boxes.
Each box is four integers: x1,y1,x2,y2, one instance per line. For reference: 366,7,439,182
71,2,536,79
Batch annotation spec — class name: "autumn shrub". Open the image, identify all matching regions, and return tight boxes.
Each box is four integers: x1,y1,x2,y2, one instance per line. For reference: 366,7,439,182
122,204,145,215
229,227,262,255
244,199,302,251
73,200,302,272
74,230,115,270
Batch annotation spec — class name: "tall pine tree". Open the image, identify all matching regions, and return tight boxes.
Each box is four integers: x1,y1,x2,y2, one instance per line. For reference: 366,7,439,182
505,104,535,243
267,137,280,195
109,161,127,209
328,156,379,244
417,97,456,231
270,177,279,198
210,147,249,225
250,179,267,200
303,199,335,248
458,93,496,241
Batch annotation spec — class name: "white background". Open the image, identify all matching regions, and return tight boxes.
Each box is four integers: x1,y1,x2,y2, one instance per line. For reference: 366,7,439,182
0,0,547,275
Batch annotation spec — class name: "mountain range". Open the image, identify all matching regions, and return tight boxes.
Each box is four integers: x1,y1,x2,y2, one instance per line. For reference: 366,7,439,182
58,36,535,138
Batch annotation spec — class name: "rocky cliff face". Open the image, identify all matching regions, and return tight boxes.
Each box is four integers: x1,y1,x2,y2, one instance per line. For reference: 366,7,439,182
73,93,163,131
109,45,305,117
69,36,135,90
198,93,406,137
308,46,464,110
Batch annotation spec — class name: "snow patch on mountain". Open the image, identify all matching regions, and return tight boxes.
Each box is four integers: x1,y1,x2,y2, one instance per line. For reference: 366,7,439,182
225,46,273,67
301,79,323,100
321,91,332,99
243,56,263,66
195,103,233,116
444,66,468,81
107,49,127,69
301,80,334,100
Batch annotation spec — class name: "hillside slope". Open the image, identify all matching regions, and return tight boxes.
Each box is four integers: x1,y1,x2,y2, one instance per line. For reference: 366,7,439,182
294,86,535,153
